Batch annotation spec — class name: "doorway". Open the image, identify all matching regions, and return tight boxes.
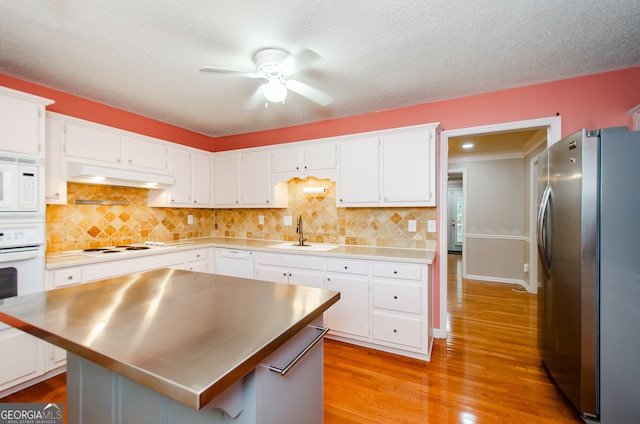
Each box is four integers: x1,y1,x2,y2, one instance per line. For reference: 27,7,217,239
435,116,562,338
447,172,464,254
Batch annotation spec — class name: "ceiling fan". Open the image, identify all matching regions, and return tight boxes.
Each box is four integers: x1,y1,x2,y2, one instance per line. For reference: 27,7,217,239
200,48,333,108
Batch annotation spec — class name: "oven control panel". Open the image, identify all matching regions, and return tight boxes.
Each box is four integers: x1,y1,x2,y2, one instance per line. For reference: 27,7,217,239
0,227,44,248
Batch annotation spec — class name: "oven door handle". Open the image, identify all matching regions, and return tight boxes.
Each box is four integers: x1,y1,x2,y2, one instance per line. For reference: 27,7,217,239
0,246,41,263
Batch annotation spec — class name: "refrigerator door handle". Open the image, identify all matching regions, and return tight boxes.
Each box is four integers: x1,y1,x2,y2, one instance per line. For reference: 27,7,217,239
537,185,552,277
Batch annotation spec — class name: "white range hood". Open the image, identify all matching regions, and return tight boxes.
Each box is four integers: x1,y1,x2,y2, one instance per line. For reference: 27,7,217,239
67,161,174,189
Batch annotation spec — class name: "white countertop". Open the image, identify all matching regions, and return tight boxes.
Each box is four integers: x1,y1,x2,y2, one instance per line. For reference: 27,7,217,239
46,237,436,269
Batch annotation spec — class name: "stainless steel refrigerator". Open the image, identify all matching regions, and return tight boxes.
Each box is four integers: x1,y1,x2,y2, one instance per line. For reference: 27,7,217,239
536,127,640,423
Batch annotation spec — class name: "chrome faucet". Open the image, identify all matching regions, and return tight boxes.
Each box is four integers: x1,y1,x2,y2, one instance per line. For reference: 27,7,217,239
296,215,307,246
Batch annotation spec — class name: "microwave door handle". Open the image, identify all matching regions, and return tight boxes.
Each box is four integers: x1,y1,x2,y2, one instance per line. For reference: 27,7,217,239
536,186,552,277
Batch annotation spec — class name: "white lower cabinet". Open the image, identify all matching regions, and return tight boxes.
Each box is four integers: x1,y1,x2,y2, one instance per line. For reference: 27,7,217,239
0,329,44,393
325,259,370,339
370,262,428,355
255,253,325,289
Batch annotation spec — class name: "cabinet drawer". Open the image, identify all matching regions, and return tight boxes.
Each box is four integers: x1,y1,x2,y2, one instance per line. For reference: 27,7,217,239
372,312,422,349
372,262,422,281
186,248,207,262
53,267,82,287
372,282,421,314
326,258,368,275
257,253,324,270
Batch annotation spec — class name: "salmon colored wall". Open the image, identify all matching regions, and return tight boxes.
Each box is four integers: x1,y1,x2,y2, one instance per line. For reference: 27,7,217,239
3,67,638,332
0,74,217,151
213,67,640,150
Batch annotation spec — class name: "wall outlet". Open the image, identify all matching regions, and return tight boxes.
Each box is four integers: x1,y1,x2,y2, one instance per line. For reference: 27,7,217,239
284,216,293,226
427,220,436,233
258,215,264,225
187,214,193,224
524,263,529,273
408,220,417,232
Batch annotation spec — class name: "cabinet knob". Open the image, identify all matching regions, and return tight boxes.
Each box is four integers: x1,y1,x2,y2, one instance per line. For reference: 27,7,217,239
393,270,398,274
344,266,348,270
393,295,398,300
67,275,73,280
393,329,397,333
304,165,307,169
296,166,299,170
327,277,331,282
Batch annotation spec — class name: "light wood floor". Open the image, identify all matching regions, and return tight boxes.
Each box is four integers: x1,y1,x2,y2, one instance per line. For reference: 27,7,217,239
3,255,583,423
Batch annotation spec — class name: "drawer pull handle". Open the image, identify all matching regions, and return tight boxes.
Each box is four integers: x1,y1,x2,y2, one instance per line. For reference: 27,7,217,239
268,326,329,376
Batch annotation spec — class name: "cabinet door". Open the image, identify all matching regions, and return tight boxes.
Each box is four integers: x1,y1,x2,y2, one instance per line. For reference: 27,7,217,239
241,150,272,206
256,266,289,284
213,153,240,206
45,116,67,204
304,142,336,171
288,269,325,289
167,147,191,204
124,135,168,171
0,94,41,156
191,150,211,206
64,121,122,164
381,129,434,204
0,329,43,391
337,136,380,205
272,145,302,173
326,274,370,338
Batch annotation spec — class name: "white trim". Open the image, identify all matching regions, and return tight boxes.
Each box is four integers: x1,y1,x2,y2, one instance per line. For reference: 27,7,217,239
448,151,523,163
464,274,527,286
465,233,529,241
528,156,540,294
437,116,561,339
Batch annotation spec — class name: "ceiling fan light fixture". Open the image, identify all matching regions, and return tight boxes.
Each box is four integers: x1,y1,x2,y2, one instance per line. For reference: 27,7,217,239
263,78,287,103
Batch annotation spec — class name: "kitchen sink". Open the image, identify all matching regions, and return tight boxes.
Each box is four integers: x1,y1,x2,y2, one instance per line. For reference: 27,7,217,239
268,242,339,252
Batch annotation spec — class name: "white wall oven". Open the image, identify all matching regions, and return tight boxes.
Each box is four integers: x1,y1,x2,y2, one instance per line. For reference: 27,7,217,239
0,224,45,331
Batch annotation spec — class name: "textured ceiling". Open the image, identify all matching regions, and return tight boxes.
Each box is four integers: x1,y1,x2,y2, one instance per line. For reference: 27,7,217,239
0,1,639,138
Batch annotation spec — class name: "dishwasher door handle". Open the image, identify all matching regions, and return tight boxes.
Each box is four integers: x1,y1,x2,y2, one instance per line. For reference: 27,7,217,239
267,326,329,376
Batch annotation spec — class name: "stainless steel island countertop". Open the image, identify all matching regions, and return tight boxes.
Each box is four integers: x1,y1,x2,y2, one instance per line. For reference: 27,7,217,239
0,268,340,410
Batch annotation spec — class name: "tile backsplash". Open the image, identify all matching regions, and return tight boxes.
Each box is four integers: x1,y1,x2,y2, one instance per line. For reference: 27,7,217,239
46,178,436,253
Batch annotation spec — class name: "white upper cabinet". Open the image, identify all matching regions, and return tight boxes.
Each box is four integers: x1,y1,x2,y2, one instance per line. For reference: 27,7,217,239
0,86,53,157
63,117,169,173
381,127,435,205
45,115,66,204
64,120,122,164
337,135,381,205
214,149,287,208
148,145,211,208
272,141,337,181
242,150,273,207
337,123,439,207
122,135,170,172
212,152,241,207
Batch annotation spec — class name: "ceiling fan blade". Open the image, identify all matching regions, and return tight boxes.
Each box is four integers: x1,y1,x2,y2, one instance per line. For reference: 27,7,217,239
199,66,259,78
245,84,267,109
285,79,333,106
280,49,323,75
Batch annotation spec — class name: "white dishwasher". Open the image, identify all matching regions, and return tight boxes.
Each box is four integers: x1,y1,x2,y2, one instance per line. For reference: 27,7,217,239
214,248,255,279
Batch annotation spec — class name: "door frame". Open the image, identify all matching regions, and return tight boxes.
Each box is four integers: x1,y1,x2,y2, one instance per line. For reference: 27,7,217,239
447,168,466,259
436,116,561,338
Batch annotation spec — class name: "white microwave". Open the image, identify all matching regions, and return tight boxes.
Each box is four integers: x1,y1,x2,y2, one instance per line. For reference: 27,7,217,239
0,157,41,213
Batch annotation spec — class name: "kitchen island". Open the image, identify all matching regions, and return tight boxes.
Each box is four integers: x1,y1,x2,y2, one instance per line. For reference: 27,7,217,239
0,268,340,423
